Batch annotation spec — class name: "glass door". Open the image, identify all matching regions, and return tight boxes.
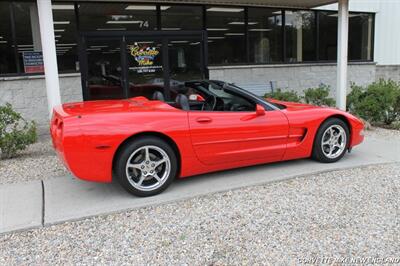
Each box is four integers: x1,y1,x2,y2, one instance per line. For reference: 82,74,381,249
124,36,206,101
83,38,124,100
168,39,204,82
80,32,207,101
125,38,167,99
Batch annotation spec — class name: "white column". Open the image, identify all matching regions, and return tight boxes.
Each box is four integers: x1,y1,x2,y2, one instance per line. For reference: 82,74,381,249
336,0,349,111
37,0,61,117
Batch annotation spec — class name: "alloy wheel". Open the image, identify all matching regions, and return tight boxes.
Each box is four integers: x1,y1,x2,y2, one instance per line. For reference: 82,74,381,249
125,145,171,192
321,125,347,159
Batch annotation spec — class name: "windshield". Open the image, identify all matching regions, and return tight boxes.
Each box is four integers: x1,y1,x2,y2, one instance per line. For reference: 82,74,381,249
223,82,267,101
183,80,256,112
211,81,286,110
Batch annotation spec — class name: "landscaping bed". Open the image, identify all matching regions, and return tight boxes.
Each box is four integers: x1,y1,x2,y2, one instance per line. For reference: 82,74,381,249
0,139,67,185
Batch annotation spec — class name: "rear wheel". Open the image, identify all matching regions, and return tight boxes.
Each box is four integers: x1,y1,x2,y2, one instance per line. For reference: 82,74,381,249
115,136,177,197
312,118,349,163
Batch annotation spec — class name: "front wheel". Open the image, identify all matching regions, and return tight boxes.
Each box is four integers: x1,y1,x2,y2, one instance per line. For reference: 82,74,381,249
115,137,178,197
312,118,350,163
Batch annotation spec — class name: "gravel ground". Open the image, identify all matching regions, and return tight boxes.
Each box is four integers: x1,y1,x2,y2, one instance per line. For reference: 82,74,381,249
1,163,399,265
0,140,67,185
365,127,400,140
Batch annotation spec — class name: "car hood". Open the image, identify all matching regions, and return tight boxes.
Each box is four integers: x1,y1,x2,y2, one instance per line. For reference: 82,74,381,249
267,98,322,111
56,97,174,117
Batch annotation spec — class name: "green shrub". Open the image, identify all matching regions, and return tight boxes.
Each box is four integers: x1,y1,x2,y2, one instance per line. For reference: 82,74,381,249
347,79,400,125
347,82,364,112
390,121,400,130
264,89,301,102
0,103,37,159
303,84,336,107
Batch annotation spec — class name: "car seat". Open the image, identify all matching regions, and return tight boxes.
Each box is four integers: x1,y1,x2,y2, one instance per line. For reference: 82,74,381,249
175,94,190,110
152,91,165,101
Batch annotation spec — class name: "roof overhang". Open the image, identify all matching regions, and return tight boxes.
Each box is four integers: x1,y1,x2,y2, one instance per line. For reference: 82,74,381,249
55,0,339,9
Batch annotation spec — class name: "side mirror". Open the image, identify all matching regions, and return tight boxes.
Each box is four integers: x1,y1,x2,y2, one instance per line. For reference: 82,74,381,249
189,94,205,102
256,104,266,116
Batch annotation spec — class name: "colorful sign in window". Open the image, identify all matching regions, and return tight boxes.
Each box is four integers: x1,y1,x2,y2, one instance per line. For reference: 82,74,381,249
129,43,162,74
22,51,44,73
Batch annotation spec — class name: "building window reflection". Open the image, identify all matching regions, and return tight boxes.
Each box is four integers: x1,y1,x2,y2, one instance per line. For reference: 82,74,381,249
349,13,373,61
0,2,17,74
161,5,203,30
79,3,158,31
0,1,376,76
285,10,315,62
248,8,283,63
53,2,78,72
206,6,246,64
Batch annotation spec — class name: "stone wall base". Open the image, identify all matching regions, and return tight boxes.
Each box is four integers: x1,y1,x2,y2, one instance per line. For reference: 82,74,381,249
376,65,400,82
209,62,377,98
0,74,82,135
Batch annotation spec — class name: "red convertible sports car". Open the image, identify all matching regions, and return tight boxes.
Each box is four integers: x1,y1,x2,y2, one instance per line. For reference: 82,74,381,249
51,80,364,197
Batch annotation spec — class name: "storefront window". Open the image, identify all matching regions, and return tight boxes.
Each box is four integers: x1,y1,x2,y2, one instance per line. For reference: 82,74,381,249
52,3,79,72
86,38,123,100
0,2,377,77
126,39,164,92
248,8,283,63
349,13,373,60
168,39,204,81
285,10,315,62
161,5,203,30
319,11,373,61
0,2,17,74
206,6,246,64
318,11,338,61
13,2,37,73
79,3,157,31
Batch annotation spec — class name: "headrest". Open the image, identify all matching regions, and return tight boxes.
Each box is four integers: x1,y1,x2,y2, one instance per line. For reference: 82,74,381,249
152,91,165,101
175,94,190,111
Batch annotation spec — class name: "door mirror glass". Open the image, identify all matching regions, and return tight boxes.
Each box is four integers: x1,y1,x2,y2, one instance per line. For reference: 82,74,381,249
256,104,266,116
189,94,205,102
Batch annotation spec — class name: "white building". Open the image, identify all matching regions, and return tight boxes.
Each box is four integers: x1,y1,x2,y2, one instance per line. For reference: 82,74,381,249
320,0,400,65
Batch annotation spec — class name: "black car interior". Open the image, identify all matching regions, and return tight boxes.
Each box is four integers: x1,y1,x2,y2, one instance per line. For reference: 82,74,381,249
152,91,165,101
151,81,258,112
174,94,190,111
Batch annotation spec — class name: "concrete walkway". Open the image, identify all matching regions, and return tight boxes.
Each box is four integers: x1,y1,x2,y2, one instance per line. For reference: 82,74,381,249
1,135,399,234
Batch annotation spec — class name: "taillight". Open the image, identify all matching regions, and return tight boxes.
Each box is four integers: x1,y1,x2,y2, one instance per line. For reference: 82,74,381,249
51,116,63,138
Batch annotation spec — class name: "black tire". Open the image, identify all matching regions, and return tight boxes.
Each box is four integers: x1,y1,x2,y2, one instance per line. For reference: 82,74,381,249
312,118,350,163
114,136,178,197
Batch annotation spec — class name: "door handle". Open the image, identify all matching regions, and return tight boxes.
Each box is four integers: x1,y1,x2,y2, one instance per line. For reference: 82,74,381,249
196,117,212,123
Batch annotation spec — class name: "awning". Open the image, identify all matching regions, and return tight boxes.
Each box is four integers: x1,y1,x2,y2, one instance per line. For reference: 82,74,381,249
55,0,338,9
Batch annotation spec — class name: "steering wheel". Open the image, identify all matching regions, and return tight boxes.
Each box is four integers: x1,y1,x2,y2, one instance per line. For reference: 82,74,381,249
202,95,217,111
